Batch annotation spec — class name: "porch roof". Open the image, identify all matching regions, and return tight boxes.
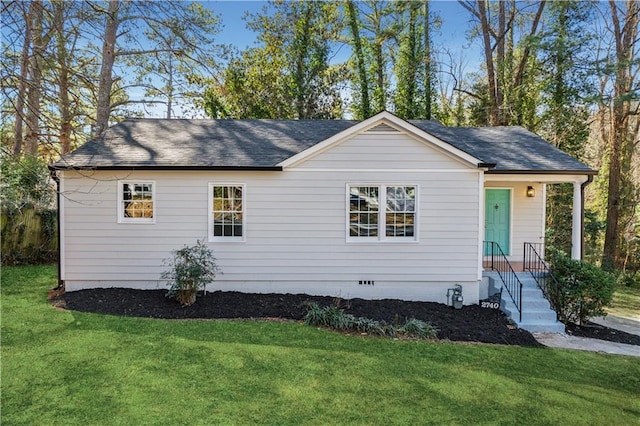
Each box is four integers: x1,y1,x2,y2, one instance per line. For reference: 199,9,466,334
409,122,596,175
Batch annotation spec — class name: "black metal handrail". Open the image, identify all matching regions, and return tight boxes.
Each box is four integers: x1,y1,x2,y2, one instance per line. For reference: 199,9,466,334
483,241,523,322
523,242,560,319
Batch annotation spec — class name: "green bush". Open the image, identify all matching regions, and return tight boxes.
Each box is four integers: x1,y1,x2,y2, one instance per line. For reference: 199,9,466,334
547,249,616,325
303,303,437,340
0,153,54,212
161,240,220,306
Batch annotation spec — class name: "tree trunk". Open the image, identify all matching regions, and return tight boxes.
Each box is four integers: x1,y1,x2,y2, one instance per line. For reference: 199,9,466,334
477,0,499,125
424,0,431,120
23,0,44,157
372,3,386,113
602,0,639,270
346,0,370,119
166,54,173,119
496,0,505,125
94,0,119,138
13,2,33,156
53,0,72,154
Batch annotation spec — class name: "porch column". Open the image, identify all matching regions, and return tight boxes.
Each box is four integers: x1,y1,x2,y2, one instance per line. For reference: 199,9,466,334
571,181,582,260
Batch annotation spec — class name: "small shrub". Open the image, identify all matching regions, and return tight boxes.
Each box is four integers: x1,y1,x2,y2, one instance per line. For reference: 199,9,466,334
161,240,220,306
354,317,385,335
303,302,325,325
547,248,616,325
303,303,437,340
400,318,438,339
324,305,354,330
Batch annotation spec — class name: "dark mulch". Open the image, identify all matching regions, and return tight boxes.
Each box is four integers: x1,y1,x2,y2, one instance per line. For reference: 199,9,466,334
55,288,639,347
57,288,542,346
566,321,640,346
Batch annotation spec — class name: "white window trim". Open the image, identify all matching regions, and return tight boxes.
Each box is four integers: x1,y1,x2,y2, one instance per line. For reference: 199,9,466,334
117,180,156,224
346,184,419,243
208,182,246,243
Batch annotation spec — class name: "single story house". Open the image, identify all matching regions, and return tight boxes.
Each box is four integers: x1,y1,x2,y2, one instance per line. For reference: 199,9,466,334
50,111,595,306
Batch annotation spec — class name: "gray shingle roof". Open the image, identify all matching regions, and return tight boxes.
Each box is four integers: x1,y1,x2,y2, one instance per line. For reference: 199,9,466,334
52,117,594,174
52,119,357,169
409,121,594,173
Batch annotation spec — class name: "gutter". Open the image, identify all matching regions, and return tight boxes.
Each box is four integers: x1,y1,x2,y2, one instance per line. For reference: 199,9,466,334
48,165,284,172
486,169,598,176
49,168,64,290
581,174,595,261
478,162,497,169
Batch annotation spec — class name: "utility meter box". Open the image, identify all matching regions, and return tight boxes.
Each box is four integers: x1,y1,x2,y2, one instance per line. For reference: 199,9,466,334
452,292,464,309
447,284,464,309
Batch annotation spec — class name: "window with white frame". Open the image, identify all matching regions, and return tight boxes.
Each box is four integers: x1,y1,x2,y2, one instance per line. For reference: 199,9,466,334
118,181,155,223
348,185,417,241
209,183,245,241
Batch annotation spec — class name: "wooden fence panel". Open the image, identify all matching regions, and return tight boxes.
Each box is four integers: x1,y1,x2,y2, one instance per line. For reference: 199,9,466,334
1,208,57,265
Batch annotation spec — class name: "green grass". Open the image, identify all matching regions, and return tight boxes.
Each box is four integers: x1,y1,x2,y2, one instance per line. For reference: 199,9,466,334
2,266,639,425
607,286,640,320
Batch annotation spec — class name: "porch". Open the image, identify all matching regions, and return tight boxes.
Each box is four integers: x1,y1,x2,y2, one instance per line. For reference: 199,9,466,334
482,241,564,333
483,175,591,263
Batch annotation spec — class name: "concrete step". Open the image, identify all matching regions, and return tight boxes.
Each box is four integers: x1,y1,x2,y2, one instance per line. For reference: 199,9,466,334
517,321,565,334
484,271,565,334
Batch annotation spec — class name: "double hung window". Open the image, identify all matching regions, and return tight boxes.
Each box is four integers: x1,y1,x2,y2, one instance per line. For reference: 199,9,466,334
118,181,155,223
348,185,417,241
209,183,245,241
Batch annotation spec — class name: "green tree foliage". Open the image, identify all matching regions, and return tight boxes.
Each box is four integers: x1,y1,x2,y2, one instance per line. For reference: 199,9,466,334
393,2,424,119
342,1,398,118
392,1,438,120
345,0,371,119
205,0,343,119
537,1,594,254
203,48,294,119
0,149,53,212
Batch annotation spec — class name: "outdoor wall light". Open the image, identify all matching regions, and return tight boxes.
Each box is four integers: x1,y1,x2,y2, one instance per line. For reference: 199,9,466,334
526,186,536,198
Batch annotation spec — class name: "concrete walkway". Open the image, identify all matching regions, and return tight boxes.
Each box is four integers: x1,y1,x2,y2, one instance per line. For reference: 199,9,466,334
591,314,640,336
533,315,640,357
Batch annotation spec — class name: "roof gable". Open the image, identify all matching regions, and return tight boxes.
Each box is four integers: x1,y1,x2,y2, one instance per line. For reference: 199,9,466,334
277,111,484,169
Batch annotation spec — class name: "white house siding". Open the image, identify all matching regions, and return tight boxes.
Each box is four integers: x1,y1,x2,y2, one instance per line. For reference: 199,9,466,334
296,131,468,170
484,181,545,262
61,133,483,304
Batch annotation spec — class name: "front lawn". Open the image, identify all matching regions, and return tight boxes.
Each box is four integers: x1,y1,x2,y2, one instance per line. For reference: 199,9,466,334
607,285,640,320
2,265,639,425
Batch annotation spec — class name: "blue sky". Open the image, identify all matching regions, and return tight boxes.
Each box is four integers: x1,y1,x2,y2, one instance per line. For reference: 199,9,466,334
206,0,482,61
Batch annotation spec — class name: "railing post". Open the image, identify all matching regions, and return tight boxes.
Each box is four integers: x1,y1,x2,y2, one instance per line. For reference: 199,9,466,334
491,241,495,270
519,283,523,322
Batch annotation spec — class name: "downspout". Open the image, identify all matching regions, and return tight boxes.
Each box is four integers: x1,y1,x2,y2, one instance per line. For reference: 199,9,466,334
580,175,594,261
49,168,64,289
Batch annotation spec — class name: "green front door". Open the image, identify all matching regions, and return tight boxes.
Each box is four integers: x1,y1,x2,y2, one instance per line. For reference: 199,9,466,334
485,189,511,255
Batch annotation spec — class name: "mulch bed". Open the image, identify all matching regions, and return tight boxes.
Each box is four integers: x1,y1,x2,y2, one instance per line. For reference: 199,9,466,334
54,289,639,347
566,321,640,346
